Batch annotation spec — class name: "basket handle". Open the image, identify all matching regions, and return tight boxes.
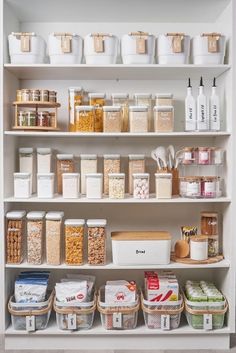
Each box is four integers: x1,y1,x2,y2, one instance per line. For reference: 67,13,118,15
141,292,184,315
53,294,97,315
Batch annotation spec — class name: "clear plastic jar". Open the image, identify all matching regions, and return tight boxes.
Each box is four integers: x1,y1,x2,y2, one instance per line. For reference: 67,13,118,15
208,235,219,257
37,173,54,198
211,148,224,165
108,173,125,199
103,154,120,195
62,173,80,198
155,93,173,106
198,147,212,165
133,173,149,199
37,148,52,173
75,106,95,132
6,211,26,264
154,106,174,132
27,211,45,265
155,173,172,199
69,87,83,132
111,93,129,132
134,93,152,131
128,154,145,194
182,147,196,165
129,106,148,133
56,154,75,194
89,93,105,132
46,212,64,265
14,173,31,198
87,219,107,265
201,176,217,198
65,219,85,265
86,173,103,199
103,106,122,132
184,177,201,198
80,154,97,194
19,147,34,194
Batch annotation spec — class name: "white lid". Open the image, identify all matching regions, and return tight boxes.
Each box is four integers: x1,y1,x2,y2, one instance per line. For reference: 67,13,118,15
6,210,26,219
81,154,97,160
62,173,79,178
14,172,30,178
134,93,152,99
111,93,129,99
85,173,103,178
104,154,120,159
65,219,85,226
46,211,64,220
155,93,173,99
56,154,74,160
155,173,172,178
129,154,145,160
108,173,125,178
37,173,54,178
68,87,82,92
103,106,121,112
133,173,149,178
88,93,105,98
76,106,94,111
27,211,45,220
19,148,33,154
153,105,173,111
37,148,52,154
87,219,107,227
129,105,148,112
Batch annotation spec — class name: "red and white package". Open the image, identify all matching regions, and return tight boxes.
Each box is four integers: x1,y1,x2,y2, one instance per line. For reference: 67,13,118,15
105,280,137,304
144,271,178,302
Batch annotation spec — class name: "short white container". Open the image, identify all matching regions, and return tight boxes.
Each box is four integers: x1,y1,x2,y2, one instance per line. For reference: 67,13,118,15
8,32,46,64
19,147,34,194
122,32,155,64
129,106,148,133
14,173,31,198
62,173,80,198
157,33,190,64
190,236,208,261
154,106,174,132
80,154,97,194
37,148,52,173
192,33,226,64
84,33,118,64
155,173,172,199
37,173,54,198
48,33,83,64
86,173,103,199
111,231,171,265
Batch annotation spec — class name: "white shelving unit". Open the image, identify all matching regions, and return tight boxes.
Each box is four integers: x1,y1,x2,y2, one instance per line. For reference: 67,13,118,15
1,0,235,350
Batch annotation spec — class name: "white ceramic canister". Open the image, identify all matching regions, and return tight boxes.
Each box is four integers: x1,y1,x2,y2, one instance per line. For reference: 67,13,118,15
48,32,83,64
121,32,155,64
84,33,118,64
192,33,226,64
86,173,103,199
157,33,190,64
190,236,208,261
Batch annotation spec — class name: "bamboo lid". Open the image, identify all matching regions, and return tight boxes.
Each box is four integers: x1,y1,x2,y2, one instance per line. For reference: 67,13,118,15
111,231,171,241
190,236,208,243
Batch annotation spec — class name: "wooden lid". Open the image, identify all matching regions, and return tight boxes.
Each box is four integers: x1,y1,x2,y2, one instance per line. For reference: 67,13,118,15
190,236,208,243
201,211,218,217
111,231,171,241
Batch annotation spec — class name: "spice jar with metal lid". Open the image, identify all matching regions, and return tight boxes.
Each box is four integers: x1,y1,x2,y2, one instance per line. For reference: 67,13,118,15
37,111,50,127
6,210,26,264
87,219,107,265
65,219,85,265
111,93,129,131
129,106,149,133
89,93,106,132
26,111,36,126
108,173,125,199
75,106,95,132
201,176,217,198
31,89,40,102
56,154,75,194
40,89,49,102
128,154,145,194
190,236,208,261
182,147,196,165
68,87,83,132
16,90,22,102
49,112,56,127
103,154,120,195
21,89,31,102
49,91,57,103
103,105,122,132
26,211,45,265
154,105,174,132
198,147,212,165
17,111,27,126
185,176,201,198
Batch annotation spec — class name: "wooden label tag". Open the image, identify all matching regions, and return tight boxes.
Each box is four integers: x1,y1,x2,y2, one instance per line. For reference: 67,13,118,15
61,36,72,53
21,35,30,52
94,36,104,53
136,37,146,54
208,36,219,53
172,36,183,53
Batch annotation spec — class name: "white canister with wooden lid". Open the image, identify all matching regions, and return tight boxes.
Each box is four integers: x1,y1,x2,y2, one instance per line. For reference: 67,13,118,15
190,236,208,261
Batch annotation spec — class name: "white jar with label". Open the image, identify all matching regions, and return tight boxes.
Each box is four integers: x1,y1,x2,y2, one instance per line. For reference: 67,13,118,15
155,173,172,199
192,34,226,64
37,173,54,198
190,236,208,261
14,173,31,198
37,148,52,173
84,33,118,64
129,106,148,133
48,33,83,64
19,147,34,194
134,93,152,131
80,154,97,194
86,173,103,199
62,173,80,198
154,106,174,132
157,34,190,64
121,33,155,64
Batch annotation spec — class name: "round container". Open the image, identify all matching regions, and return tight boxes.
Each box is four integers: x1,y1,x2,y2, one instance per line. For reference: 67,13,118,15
121,33,155,64
65,219,85,265
198,147,212,165
111,93,129,132
87,219,107,265
26,111,36,126
75,106,95,132
190,236,208,261
31,89,40,102
103,154,120,195
192,34,226,65
84,33,118,65
185,177,201,198
21,89,31,102
201,211,218,236
201,176,217,198
182,147,196,165
49,91,57,103
26,211,45,265
129,106,148,133
103,106,122,132
68,87,83,132
40,89,49,102
133,173,149,199
86,173,103,199
89,93,105,132
108,173,125,199
155,173,172,199
157,34,190,64
153,105,174,132
37,111,50,127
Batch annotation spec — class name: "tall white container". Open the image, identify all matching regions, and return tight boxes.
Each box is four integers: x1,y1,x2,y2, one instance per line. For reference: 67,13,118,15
84,33,118,64
157,33,190,64
192,33,226,64
122,32,155,64
48,33,83,64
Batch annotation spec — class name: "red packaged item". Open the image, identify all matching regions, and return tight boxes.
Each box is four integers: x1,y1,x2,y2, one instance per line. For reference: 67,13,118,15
144,271,179,302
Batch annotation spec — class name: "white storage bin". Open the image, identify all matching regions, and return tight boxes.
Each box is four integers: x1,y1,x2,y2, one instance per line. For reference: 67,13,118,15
122,32,155,64
48,33,83,64
157,33,190,64
84,33,118,64
8,32,46,64
111,231,171,265
192,33,226,64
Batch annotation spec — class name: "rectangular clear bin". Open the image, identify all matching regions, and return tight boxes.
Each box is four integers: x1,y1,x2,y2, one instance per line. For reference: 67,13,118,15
54,293,96,331
142,292,184,330
8,291,53,331
97,287,139,330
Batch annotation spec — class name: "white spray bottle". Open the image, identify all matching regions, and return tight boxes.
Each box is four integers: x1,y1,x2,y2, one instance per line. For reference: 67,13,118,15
197,76,208,131
210,77,220,131
185,78,196,131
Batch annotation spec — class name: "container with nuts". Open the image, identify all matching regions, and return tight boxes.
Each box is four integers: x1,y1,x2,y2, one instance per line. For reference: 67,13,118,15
56,154,75,194
65,219,85,265
108,173,125,199
26,211,45,265
103,154,120,195
6,211,26,264
87,219,107,265
89,93,106,132
103,106,122,132
75,106,95,132
133,173,149,199
46,211,64,265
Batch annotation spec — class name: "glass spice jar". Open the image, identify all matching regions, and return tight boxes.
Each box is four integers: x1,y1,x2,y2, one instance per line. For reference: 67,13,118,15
49,91,57,103
49,112,56,127
201,176,217,198
37,111,50,127
40,89,49,102
185,177,201,198
16,90,22,102
103,154,120,195
68,87,83,132
17,111,27,126
211,147,224,165
21,89,31,102
75,106,95,132
182,147,196,165
198,147,212,165
65,219,85,265
111,93,129,132
31,89,40,102
56,154,75,194
103,106,122,132
26,111,36,126
128,154,145,194
87,219,107,265
89,93,106,132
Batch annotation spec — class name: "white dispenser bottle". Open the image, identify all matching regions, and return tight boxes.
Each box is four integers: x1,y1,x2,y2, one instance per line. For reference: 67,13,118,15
210,77,220,131
197,76,208,131
185,78,196,131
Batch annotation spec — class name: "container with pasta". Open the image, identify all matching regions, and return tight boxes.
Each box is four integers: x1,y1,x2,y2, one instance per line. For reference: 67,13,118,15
68,87,83,132
75,106,95,132
65,219,85,265
89,93,105,132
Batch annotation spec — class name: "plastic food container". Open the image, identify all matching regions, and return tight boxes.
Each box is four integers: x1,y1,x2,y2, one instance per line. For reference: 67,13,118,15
192,33,226,64
89,93,105,132
108,173,125,199
56,154,75,194
86,173,103,199
87,219,107,265
19,147,34,194
128,154,145,194
46,212,64,265
80,154,97,195
154,106,174,132
103,154,120,195
103,106,122,132
37,173,54,198
84,33,118,64
201,177,217,198
68,87,84,132
75,106,95,132
14,173,31,198
133,173,149,199
8,291,53,331
129,106,148,133
134,93,152,131
62,173,80,198
37,148,52,173
155,93,173,107
122,32,155,64
48,33,83,64
157,33,190,64
155,173,172,199
8,32,46,64
97,287,139,330
65,219,85,265
111,231,171,265
27,211,45,265
181,177,201,198
182,147,196,165
111,93,129,132
6,211,26,264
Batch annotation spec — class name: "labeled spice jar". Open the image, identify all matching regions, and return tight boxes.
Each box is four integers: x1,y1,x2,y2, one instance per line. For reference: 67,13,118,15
26,211,45,265
87,219,107,265
134,93,152,131
154,105,174,132
19,147,34,194
6,211,26,264
17,111,27,126
80,154,97,194
40,89,49,102
62,173,80,198
21,89,31,102
133,173,149,199
56,154,75,194
129,154,145,194
111,93,129,131
201,212,218,235
211,147,224,165
37,148,52,173
68,87,83,132
201,176,217,198
155,173,172,199
49,112,56,127
190,236,208,261
16,90,22,102
103,106,122,132
37,173,54,198
108,173,125,199
129,106,148,133
14,173,31,198
37,111,50,127
103,154,120,195
75,106,95,132
25,111,36,126
46,211,64,265
65,219,85,265
198,147,212,165
31,89,40,102
208,235,219,257
179,177,187,197
182,147,196,165
185,177,201,198
86,173,103,199
89,93,105,132
49,91,57,103
155,93,173,106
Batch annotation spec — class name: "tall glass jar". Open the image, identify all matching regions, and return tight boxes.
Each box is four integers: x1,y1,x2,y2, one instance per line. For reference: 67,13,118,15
56,154,75,194
87,219,107,265
80,154,97,194
128,154,145,194
46,212,64,265
111,93,129,132
75,106,95,132
103,154,120,195
65,219,85,265
89,93,105,132
26,211,45,265
68,87,83,132
134,93,152,131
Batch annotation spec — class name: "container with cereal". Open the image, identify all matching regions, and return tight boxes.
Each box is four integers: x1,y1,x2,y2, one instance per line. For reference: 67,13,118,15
75,106,95,132
89,93,105,132
27,211,45,265
65,219,85,265
46,212,64,265
6,211,26,264
87,219,107,265
103,154,120,195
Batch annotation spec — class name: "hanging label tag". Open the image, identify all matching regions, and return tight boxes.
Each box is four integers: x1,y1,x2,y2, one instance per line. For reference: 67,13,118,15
61,36,72,53
67,313,77,329
161,315,170,330
208,36,219,53
21,35,30,52
172,36,183,53
94,36,104,53
113,312,122,328
203,314,212,330
26,315,35,332
136,37,146,54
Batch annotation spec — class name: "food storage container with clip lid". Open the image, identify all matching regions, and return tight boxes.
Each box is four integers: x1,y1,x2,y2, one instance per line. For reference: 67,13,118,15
26,211,45,265
155,93,173,106
14,173,31,198
62,173,80,199
157,33,190,64
192,33,226,64
68,87,84,132
37,173,55,199
48,32,83,64
155,173,172,199
129,105,149,133
80,154,97,195
84,33,118,64
87,219,107,265
37,148,52,173
111,93,129,132
6,210,26,264
86,173,103,199
154,105,174,132
75,105,95,132
56,154,75,194
46,211,64,266
122,32,155,64
133,173,149,199
103,106,122,132
108,173,125,199
129,154,145,194
65,219,85,265
89,93,106,132
103,154,120,195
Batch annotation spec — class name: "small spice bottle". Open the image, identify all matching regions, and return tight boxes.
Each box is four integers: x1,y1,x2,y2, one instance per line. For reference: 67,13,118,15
155,93,173,106
87,219,107,265
21,89,31,102
198,147,212,165
111,93,129,132
75,106,95,132
16,90,22,102
103,154,120,195
26,111,36,127
211,147,224,165
26,211,45,265
133,173,149,199
155,173,172,199
65,219,85,265
31,89,40,102
153,106,174,132
89,93,106,132
56,154,75,194
86,173,103,199
129,106,149,133
201,176,217,198
40,89,49,102
103,106,122,132
6,211,26,264
37,111,50,127
62,173,80,198
80,154,97,194
182,147,196,165
68,87,83,132
49,91,57,103
37,173,55,198
108,173,125,199
190,236,208,261
17,111,27,127
128,154,145,194
14,173,31,198
45,211,64,265
185,177,201,198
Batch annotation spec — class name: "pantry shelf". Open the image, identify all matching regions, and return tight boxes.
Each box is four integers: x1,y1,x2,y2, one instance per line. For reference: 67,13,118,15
4,64,231,80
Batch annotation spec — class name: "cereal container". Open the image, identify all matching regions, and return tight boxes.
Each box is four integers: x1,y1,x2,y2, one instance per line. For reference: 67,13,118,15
14,173,31,198
108,173,125,199
128,154,145,194
6,211,26,264
134,93,152,131
68,87,83,132
103,106,122,133
37,173,55,198
56,154,75,194
129,106,148,133
62,173,80,198
46,212,64,265
84,33,118,64
133,173,149,199
87,219,107,265
75,106,95,132
89,93,105,132
65,219,85,265
26,211,45,265
111,93,129,132
155,173,172,199
48,33,83,64
80,154,97,194
121,32,155,64
103,154,120,195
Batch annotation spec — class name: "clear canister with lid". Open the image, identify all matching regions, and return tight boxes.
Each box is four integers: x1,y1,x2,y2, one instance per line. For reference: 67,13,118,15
46,211,64,265
128,154,145,194
108,173,125,199
49,91,57,103
19,147,34,194
133,173,149,199
129,106,149,133
14,173,31,198
37,111,50,127
111,93,129,132
103,106,122,132
26,211,45,265
21,89,31,102
211,147,224,165
75,106,95,132
103,154,120,195
16,90,22,102
69,87,83,132
155,93,173,106
190,236,208,261
37,148,52,173
62,173,80,199
134,93,152,131
40,89,49,102
201,211,219,257
89,93,106,132
17,111,27,126
87,219,107,265
155,173,172,199
31,89,40,102
65,219,85,265
154,106,174,132
201,176,217,198
80,154,97,194
6,211,26,264
56,154,75,194
25,111,36,127
86,173,103,199
182,147,196,165
185,176,201,198
198,147,212,165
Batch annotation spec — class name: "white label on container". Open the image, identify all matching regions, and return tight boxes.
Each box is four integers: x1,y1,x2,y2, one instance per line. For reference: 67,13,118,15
184,152,192,161
199,151,209,161
67,314,77,329
26,315,35,331
113,313,122,328
186,182,200,196
203,314,212,330
161,315,170,330
204,181,215,193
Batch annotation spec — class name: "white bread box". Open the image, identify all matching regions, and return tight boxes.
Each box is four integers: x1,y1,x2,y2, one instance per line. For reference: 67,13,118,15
121,32,155,64
84,33,118,64
192,33,226,64
48,33,83,64
8,32,46,64
111,231,171,265
157,33,190,64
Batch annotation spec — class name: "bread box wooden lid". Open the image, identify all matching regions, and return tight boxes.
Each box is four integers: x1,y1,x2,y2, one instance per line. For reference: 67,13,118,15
111,231,171,241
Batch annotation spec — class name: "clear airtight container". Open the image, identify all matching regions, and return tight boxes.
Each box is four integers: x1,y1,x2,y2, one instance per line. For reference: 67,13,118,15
62,173,80,198
6,211,26,264
80,154,97,194
69,87,83,132
154,106,174,132
103,154,120,195
14,173,31,198
155,93,173,106
89,93,105,132
134,93,152,130
27,211,45,265
108,173,125,199
129,106,148,133
155,173,172,199
133,173,149,199
86,173,103,199
37,173,54,198
87,219,107,265
56,154,75,194
19,147,34,194
65,219,85,265
103,106,122,132
46,211,64,265
111,93,129,132
37,148,52,173
75,106,95,132
129,154,145,194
